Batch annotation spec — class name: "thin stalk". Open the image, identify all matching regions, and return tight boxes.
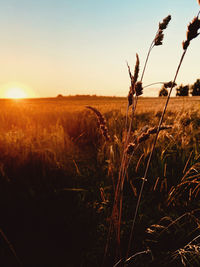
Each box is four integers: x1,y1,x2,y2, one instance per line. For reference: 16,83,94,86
131,40,156,114
112,34,156,261
108,22,165,266
102,223,113,267
119,97,138,191
140,42,154,82
125,104,129,135
118,96,138,195
143,82,165,89
104,138,130,263
114,97,138,249
0,228,22,266
126,48,187,259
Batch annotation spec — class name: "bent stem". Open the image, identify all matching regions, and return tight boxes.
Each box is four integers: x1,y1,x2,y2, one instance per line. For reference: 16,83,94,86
140,41,155,82
126,48,187,259
143,82,165,89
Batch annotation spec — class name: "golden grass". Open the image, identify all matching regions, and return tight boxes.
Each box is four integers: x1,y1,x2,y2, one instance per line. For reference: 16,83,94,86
0,96,199,156
0,96,200,266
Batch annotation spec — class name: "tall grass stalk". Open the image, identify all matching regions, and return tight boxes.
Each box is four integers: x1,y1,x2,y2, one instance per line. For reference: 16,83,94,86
127,9,200,258
103,14,172,264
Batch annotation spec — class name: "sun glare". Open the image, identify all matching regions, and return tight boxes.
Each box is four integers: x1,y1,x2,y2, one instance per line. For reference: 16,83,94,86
0,82,37,99
5,88,28,99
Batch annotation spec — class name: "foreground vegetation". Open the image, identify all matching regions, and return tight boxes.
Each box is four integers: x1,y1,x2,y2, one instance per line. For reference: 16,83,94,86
1,4,200,266
0,96,200,266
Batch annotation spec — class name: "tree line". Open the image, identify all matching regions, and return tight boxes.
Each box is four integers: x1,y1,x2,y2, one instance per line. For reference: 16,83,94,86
159,78,200,96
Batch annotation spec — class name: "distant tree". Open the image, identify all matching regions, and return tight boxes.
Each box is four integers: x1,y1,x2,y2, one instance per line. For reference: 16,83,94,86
57,94,63,98
176,84,189,96
159,86,168,97
190,79,200,96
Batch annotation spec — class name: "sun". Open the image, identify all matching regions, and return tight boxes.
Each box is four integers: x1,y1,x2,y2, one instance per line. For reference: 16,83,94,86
6,87,28,99
1,82,37,99
5,87,28,99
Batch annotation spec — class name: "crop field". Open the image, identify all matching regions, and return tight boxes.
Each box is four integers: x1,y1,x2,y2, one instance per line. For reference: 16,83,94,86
1,0,200,266
0,96,200,266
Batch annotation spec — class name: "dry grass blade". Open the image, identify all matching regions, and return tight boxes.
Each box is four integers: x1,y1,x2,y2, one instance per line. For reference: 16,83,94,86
168,161,200,205
183,151,193,174
113,249,151,267
145,213,200,266
170,237,200,266
135,153,144,173
125,249,151,264
0,228,22,266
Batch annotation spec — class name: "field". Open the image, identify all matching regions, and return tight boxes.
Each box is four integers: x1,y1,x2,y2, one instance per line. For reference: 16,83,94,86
0,96,200,267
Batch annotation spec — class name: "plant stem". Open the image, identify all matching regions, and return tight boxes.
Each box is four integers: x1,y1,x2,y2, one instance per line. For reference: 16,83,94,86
126,48,187,259
140,42,154,82
143,82,165,89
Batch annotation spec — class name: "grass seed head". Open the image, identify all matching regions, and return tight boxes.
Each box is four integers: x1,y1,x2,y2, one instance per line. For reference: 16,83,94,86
132,53,140,85
127,54,140,106
164,81,177,88
187,17,200,40
135,81,143,96
183,16,200,50
126,125,172,154
100,125,110,141
147,125,172,135
154,29,164,46
86,106,110,141
136,125,172,144
154,15,171,46
159,15,171,30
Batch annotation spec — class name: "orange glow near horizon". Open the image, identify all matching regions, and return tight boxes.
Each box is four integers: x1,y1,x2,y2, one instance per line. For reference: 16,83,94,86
5,87,27,99
1,82,37,99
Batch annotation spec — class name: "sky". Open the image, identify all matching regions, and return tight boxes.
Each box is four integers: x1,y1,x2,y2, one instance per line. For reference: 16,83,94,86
0,0,200,98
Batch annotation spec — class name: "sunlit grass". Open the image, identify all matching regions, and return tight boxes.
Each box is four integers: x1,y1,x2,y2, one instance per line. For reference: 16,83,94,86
0,96,200,266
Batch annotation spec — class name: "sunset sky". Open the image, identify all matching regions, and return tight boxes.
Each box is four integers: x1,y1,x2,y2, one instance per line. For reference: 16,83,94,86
0,0,200,98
